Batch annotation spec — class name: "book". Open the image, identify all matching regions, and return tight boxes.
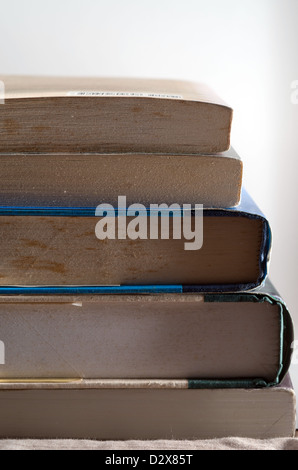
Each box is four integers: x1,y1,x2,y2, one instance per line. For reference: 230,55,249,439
0,147,242,209
0,76,232,154
0,189,270,291
0,375,295,439
0,279,292,384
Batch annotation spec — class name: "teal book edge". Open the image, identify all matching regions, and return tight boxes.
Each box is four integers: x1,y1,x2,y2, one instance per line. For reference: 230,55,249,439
188,278,294,389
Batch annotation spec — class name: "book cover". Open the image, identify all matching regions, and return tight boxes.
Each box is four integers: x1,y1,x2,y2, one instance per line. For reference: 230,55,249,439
0,375,294,440
0,76,233,154
0,147,242,209
0,189,271,292
0,278,292,387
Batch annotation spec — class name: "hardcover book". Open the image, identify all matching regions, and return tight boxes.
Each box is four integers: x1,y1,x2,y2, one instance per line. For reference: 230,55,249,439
0,76,232,154
0,190,271,291
0,279,292,386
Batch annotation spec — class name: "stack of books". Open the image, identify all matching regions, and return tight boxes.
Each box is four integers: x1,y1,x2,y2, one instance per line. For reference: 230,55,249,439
0,76,295,440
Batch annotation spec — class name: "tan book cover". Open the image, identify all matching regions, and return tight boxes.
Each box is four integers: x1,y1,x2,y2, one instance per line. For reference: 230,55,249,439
0,280,293,384
0,376,295,440
0,148,242,209
0,76,233,154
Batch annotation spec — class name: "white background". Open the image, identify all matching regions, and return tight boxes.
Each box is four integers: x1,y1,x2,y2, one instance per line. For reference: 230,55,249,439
0,0,298,410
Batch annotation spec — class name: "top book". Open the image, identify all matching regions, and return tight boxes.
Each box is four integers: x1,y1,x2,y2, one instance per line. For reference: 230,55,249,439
0,76,233,154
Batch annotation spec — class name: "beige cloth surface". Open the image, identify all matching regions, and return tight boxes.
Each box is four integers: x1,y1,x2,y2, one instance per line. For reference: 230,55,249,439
0,438,298,450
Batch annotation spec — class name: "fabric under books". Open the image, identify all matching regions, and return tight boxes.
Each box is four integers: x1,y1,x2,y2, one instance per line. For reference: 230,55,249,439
0,190,270,291
0,279,293,385
0,76,232,154
0,375,295,440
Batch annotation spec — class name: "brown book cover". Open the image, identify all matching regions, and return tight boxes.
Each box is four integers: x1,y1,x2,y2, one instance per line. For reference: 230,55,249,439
0,375,295,440
0,76,233,154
